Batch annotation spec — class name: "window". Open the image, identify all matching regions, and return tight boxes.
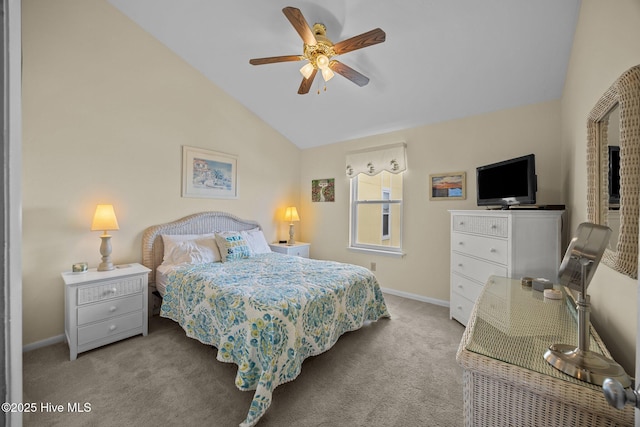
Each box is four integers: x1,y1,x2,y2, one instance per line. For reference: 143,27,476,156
350,170,403,253
381,188,391,240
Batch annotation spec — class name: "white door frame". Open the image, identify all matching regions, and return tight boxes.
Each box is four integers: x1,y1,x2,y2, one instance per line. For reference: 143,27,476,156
3,1,22,426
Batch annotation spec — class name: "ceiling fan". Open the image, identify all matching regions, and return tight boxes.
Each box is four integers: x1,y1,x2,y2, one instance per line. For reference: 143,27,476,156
249,7,386,94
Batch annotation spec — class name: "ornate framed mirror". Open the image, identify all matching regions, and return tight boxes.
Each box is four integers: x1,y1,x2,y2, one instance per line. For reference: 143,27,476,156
587,65,640,279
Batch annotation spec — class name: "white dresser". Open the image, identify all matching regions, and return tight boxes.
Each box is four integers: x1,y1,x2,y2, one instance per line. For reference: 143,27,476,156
449,210,564,326
62,263,150,360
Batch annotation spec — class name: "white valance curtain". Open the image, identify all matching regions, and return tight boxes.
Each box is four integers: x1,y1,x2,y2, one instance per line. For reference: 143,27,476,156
345,142,407,177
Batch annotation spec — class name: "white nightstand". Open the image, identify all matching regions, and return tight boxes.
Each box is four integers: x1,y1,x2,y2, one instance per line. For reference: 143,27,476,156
62,263,151,360
269,242,310,258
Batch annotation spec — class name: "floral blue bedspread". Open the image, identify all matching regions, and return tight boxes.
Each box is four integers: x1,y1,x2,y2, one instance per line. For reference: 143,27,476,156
160,252,390,426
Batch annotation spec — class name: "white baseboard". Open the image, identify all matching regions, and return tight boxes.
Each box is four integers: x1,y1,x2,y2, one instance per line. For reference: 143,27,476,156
23,334,65,353
381,287,450,308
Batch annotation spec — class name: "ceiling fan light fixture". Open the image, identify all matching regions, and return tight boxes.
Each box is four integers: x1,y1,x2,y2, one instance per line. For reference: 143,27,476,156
300,62,314,79
249,7,386,94
321,67,335,82
316,54,330,70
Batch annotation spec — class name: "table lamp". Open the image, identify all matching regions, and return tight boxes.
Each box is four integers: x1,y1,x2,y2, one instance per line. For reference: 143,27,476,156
91,204,119,271
284,206,300,245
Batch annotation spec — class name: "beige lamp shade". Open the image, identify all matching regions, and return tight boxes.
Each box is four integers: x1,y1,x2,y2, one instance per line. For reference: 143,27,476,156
91,204,119,233
284,206,300,222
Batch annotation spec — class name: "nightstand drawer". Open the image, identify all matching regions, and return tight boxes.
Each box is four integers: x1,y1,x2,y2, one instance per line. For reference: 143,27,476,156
286,246,309,258
77,311,143,346
77,276,144,305
77,294,143,326
452,232,508,264
269,242,310,258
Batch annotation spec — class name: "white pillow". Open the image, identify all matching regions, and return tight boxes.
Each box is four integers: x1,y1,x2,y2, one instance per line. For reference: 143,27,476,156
214,231,252,262
241,228,272,255
161,233,221,266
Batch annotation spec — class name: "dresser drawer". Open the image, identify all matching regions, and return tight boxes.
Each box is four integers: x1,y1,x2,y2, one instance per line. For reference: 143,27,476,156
452,215,508,238
452,232,508,264
452,252,508,283
450,291,476,326
451,273,484,304
77,294,143,326
77,311,143,346
77,276,144,305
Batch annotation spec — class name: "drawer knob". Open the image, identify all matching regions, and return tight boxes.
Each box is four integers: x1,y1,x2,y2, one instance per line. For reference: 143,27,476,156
457,284,464,289
457,305,463,310
490,248,496,253
111,288,118,293
458,241,464,245
458,221,464,226
458,263,463,267
109,306,117,312
491,224,497,229
109,324,117,331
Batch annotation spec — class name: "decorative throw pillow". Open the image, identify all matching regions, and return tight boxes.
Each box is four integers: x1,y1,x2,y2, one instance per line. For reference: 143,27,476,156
215,231,251,262
241,228,272,255
161,233,221,265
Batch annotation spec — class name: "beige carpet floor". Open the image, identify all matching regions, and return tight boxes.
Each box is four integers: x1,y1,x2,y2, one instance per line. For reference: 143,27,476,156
23,293,465,427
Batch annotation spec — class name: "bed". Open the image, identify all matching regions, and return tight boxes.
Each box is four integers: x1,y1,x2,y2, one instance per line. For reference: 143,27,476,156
141,212,390,426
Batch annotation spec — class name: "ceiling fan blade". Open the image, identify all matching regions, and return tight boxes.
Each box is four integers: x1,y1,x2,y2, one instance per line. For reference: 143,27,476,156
329,61,370,87
283,7,317,46
298,69,317,94
333,28,386,55
249,55,303,66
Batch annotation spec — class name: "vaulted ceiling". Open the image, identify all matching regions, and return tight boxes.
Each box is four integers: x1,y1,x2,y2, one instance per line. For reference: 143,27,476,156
107,0,581,149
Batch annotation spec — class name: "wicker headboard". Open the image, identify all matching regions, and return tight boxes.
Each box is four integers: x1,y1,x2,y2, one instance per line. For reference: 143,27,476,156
141,211,261,284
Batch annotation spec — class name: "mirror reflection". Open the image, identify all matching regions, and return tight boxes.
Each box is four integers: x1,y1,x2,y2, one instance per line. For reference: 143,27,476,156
604,105,620,250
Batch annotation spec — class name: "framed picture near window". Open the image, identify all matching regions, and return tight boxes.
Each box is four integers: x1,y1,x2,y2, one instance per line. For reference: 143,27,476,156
312,178,335,202
429,172,466,200
182,146,238,199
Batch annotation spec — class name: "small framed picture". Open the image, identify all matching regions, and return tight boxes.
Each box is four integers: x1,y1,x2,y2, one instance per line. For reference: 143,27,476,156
182,146,238,199
429,172,466,200
312,178,335,202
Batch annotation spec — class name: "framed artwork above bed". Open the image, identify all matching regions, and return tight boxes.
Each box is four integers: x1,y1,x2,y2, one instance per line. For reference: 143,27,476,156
182,146,238,199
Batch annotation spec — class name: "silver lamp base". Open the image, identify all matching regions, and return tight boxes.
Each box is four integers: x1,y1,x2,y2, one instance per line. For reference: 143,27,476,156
544,344,631,387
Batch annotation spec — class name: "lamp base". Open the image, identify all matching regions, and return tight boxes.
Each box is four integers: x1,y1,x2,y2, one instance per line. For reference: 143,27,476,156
544,344,631,387
288,223,296,245
97,261,115,271
97,234,115,271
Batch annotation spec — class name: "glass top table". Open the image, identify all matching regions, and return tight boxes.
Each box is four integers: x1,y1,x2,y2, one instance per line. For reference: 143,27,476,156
464,275,612,389
456,276,633,426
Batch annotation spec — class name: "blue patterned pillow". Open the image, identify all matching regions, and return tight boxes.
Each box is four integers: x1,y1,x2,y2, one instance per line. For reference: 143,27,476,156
215,232,251,262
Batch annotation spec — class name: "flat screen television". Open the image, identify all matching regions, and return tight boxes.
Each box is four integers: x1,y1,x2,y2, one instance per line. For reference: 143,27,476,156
476,154,537,207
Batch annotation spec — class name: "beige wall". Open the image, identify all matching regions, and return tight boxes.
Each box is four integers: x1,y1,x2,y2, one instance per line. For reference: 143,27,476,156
561,0,640,374
21,0,300,345
300,100,563,304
